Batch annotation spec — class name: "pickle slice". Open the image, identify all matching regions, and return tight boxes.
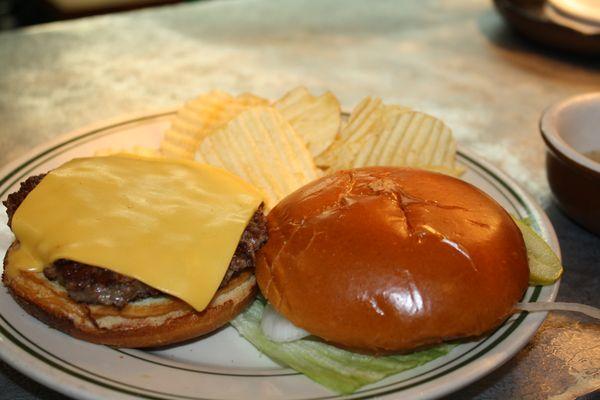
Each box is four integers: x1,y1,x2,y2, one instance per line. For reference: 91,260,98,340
514,218,563,285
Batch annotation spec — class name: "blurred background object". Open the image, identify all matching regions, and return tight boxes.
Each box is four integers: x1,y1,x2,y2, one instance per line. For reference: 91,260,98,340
493,0,600,55
546,0,600,34
0,0,190,29
0,0,14,29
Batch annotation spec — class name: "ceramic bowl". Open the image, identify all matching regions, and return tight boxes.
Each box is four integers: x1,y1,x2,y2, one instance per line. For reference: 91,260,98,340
493,0,600,55
540,92,600,235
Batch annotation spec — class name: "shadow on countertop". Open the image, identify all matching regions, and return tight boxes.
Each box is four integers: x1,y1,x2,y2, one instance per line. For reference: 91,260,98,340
0,360,68,399
544,202,600,307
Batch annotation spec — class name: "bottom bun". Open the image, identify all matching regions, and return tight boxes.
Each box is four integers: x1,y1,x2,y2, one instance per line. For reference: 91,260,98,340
3,243,257,348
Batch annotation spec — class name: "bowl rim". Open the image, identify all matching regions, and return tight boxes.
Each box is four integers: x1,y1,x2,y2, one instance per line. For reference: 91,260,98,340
540,92,600,175
546,0,600,30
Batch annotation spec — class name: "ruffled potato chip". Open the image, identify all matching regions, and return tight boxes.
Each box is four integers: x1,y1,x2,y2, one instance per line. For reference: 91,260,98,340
317,97,462,176
315,97,385,169
274,87,340,158
160,91,269,159
195,107,319,208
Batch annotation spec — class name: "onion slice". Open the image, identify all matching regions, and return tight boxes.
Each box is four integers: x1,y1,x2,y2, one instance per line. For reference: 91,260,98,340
0,207,14,252
260,304,310,342
516,302,600,320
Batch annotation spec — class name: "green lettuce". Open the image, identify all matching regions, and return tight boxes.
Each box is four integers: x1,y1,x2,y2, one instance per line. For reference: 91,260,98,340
231,300,455,394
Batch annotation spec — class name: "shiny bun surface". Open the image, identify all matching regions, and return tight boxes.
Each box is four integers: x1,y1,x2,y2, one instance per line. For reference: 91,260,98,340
256,167,529,353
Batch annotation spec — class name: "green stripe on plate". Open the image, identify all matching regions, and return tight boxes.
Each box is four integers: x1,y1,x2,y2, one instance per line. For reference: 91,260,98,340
0,321,178,400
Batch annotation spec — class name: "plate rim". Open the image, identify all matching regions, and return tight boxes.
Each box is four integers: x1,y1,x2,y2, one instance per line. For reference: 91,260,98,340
0,110,560,400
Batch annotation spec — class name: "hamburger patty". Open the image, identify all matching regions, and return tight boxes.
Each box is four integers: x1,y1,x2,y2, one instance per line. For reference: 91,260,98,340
43,260,163,308
4,174,268,308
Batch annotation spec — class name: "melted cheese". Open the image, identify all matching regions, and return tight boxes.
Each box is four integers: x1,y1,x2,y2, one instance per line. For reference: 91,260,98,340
8,155,263,311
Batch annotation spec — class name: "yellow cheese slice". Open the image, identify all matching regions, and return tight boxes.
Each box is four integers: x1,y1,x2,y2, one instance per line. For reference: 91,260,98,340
8,155,263,311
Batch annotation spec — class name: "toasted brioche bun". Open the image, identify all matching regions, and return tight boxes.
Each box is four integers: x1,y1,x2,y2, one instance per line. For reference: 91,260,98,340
3,242,257,348
256,167,529,354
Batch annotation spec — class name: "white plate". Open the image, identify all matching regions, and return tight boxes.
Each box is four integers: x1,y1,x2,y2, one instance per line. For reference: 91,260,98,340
0,110,560,400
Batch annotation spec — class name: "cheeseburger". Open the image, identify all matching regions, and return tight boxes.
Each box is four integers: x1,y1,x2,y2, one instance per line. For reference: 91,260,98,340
256,166,529,354
2,155,266,347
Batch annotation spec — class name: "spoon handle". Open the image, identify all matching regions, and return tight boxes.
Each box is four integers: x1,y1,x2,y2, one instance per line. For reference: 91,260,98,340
516,302,600,320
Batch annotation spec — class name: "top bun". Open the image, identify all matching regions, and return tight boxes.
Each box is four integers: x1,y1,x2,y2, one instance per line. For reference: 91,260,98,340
256,167,529,354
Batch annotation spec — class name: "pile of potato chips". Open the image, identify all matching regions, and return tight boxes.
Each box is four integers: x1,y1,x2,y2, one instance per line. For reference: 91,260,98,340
101,87,463,208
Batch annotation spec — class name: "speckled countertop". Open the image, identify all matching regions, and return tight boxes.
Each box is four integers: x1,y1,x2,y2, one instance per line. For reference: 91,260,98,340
0,0,599,399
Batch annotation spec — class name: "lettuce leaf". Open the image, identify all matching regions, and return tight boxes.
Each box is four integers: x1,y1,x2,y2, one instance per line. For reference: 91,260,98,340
231,300,455,394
